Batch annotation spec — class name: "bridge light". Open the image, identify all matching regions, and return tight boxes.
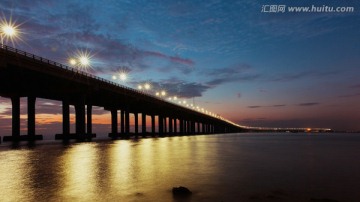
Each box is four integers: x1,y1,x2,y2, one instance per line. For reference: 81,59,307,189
69,58,77,66
79,56,90,66
144,83,150,90
119,73,127,81
2,25,16,36
0,16,23,46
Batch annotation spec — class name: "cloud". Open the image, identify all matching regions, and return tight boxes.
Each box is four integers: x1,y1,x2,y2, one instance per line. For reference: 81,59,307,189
350,84,360,89
133,78,211,98
271,70,340,82
247,104,286,108
272,104,286,107
338,93,360,98
205,63,260,86
297,102,320,106
248,106,261,108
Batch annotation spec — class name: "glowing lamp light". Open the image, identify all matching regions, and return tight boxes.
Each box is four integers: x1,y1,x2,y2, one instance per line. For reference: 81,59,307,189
0,17,24,46
144,83,150,90
79,56,90,66
138,85,143,90
2,25,16,36
119,73,127,81
69,58,77,66
156,92,160,96
161,91,166,96
112,75,117,80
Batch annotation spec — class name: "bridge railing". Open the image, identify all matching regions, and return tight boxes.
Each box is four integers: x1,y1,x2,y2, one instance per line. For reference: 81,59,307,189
0,44,240,126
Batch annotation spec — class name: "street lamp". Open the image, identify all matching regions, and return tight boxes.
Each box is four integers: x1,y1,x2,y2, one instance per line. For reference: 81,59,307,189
0,18,21,46
119,73,127,81
68,50,93,71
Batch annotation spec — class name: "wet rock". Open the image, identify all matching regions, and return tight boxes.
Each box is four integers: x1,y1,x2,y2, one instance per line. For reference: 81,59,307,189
172,186,192,198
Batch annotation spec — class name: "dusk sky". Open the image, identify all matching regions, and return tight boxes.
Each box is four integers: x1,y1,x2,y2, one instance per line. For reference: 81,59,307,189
0,0,359,134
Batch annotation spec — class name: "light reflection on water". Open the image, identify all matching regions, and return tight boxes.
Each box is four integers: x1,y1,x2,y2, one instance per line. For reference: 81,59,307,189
0,133,360,201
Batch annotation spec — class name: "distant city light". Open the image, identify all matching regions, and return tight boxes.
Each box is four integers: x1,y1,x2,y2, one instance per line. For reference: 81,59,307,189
161,90,166,96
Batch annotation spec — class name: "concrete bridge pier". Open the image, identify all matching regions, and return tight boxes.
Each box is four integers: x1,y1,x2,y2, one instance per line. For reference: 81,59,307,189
56,99,95,141
151,114,155,136
141,112,146,137
179,119,184,135
121,110,125,136
196,122,201,134
87,104,92,135
124,110,130,138
108,109,120,139
158,115,164,137
168,117,173,135
173,118,178,135
3,96,43,142
134,112,139,138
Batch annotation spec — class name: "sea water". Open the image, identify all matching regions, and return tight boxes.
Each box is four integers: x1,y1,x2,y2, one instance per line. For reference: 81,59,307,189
0,133,359,202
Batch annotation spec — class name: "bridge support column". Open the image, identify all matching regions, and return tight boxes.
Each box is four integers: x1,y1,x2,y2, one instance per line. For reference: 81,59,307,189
75,102,86,136
174,118,177,135
63,101,70,134
169,117,173,135
164,117,167,135
142,113,146,137
87,104,92,135
4,96,43,142
12,96,20,137
191,121,196,135
121,110,125,135
28,96,36,137
151,114,155,136
179,119,184,135
134,113,139,137
187,120,191,135
197,122,200,134
109,109,118,138
158,115,164,136
125,110,130,137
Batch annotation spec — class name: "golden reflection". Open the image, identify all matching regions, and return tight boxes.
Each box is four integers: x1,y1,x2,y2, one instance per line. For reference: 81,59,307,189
59,143,99,200
108,141,132,193
0,150,34,201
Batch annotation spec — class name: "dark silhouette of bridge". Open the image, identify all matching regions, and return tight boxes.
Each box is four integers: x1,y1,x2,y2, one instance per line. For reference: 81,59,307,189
0,44,244,142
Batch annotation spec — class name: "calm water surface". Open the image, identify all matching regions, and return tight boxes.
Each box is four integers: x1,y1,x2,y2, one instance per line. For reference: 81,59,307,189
0,133,360,202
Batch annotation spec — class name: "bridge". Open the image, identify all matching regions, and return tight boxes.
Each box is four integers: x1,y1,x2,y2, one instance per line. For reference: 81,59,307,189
0,44,245,142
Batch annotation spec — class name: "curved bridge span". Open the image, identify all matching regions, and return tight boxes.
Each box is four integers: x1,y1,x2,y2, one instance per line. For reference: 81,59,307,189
0,45,244,142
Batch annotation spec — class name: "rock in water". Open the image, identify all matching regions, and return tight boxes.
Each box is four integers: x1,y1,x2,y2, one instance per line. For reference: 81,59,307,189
172,186,192,198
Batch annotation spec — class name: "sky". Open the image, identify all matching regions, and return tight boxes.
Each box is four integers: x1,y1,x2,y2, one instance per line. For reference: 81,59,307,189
0,0,359,135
